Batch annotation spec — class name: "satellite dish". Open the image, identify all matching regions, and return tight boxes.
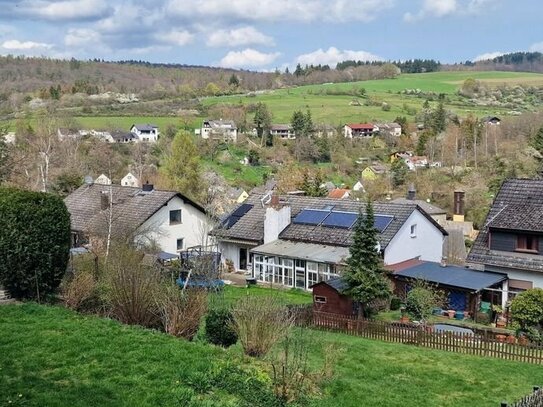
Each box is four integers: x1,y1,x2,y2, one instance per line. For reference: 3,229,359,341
84,175,93,185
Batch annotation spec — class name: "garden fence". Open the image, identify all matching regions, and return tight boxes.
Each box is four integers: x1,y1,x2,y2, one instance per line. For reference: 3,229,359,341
501,386,543,406
290,307,543,365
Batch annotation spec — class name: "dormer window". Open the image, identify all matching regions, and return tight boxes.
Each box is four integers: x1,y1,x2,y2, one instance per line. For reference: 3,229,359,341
516,234,538,253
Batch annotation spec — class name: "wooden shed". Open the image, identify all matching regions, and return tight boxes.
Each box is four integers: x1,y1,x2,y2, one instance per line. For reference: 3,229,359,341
310,277,355,316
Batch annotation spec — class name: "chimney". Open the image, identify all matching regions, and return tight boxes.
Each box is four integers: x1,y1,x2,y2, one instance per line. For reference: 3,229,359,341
453,190,465,222
270,193,280,208
440,256,447,268
100,191,110,210
264,203,291,244
142,183,154,192
407,184,416,200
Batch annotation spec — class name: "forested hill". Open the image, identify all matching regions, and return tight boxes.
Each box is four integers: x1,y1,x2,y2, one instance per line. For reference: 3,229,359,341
447,52,543,73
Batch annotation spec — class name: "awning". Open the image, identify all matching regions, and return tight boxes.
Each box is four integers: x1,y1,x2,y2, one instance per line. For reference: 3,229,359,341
394,262,507,292
251,240,349,264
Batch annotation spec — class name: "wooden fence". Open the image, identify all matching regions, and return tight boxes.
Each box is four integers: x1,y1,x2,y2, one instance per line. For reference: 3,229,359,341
291,308,543,365
503,386,543,407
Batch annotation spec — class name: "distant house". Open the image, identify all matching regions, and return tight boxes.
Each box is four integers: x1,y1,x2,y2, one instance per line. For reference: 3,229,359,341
361,163,386,181
198,119,237,142
111,130,136,144
64,183,209,254
270,124,296,140
376,122,402,137
328,188,351,199
121,172,139,187
57,128,80,141
320,181,337,193
228,188,249,204
467,179,543,309
211,193,448,288
94,174,111,185
130,124,159,142
404,155,428,171
314,124,337,138
482,116,501,126
90,130,114,143
344,123,379,138
352,181,365,192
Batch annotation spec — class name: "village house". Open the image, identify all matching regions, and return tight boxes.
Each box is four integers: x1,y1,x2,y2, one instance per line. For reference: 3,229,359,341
121,172,139,187
130,124,159,142
65,182,210,254
94,174,111,185
269,124,296,140
391,186,447,225
327,188,351,199
212,193,448,290
361,163,387,181
111,130,136,143
197,119,238,142
467,179,543,308
352,180,365,193
376,122,402,137
228,187,249,204
482,116,501,126
344,123,379,138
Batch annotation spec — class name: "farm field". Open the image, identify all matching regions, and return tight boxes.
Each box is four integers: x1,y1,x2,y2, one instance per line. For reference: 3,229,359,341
202,71,543,125
1,303,542,407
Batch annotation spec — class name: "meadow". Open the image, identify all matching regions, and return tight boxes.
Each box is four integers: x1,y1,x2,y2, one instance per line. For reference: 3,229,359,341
1,303,542,407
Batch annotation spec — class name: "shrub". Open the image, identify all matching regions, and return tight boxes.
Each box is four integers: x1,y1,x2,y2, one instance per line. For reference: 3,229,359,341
61,269,99,312
205,309,238,347
511,288,543,342
232,295,294,357
103,245,162,328
0,187,70,300
405,280,446,322
159,287,207,340
390,296,402,311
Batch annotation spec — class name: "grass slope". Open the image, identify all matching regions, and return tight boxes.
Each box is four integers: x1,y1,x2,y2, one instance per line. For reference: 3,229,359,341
2,304,543,407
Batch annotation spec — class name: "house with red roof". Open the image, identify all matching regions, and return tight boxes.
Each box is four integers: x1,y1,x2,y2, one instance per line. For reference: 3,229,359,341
344,123,379,138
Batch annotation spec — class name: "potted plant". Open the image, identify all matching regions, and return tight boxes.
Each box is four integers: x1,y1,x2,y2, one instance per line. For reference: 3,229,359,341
447,309,456,319
492,304,506,328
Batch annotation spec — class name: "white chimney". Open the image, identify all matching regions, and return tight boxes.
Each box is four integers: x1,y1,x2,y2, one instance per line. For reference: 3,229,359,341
264,204,291,244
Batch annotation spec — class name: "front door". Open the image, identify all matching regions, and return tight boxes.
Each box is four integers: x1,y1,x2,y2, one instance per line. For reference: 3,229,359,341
239,248,247,270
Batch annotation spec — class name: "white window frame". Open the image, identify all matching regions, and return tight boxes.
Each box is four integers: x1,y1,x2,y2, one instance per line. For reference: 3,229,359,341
410,224,417,238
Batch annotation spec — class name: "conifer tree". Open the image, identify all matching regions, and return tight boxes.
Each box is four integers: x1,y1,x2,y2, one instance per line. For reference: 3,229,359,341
344,200,391,316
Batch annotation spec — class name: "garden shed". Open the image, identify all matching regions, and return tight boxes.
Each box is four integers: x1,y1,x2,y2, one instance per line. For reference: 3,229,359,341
310,277,355,316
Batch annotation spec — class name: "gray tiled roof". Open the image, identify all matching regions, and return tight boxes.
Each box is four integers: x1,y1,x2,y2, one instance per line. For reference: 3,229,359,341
467,179,543,272
390,198,446,215
133,124,158,131
65,184,205,236
213,193,446,248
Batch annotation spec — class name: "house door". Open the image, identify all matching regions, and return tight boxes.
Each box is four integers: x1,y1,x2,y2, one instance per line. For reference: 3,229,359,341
239,248,247,270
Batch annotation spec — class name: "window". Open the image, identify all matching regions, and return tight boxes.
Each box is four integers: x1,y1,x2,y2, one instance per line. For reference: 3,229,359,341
315,296,327,303
516,234,538,253
176,238,184,251
410,224,417,238
169,209,182,224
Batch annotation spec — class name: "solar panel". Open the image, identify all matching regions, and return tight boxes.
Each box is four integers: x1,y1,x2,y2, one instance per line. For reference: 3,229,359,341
293,209,330,225
321,211,358,229
374,215,394,232
222,203,253,229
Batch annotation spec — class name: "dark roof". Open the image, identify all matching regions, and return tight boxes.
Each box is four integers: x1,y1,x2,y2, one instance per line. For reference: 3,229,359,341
111,130,135,141
212,193,447,248
132,124,158,131
467,179,543,272
310,277,348,292
65,184,205,235
394,262,507,292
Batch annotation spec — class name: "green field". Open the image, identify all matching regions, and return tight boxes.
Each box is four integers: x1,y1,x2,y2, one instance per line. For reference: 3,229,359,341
202,71,543,125
220,285,312,305
2,303,542,407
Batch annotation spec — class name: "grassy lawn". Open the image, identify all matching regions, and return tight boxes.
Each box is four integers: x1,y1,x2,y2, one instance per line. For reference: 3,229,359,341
2,303,543,407
219,285,312,306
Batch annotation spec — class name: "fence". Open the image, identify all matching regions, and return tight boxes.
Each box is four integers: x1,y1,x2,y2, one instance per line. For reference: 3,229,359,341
291,307,543,365
502,386,543,407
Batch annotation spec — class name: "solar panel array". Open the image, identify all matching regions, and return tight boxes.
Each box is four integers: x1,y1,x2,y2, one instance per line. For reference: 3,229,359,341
293,208,394,232
222,203,254,229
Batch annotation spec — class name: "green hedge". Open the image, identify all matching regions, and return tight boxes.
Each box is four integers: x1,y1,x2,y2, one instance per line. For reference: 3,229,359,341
0,187,71,300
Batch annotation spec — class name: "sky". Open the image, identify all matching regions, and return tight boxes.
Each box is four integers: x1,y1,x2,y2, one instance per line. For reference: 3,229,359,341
0,0,541,71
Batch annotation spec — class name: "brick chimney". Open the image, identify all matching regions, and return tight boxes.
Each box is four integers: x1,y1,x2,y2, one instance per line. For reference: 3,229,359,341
453,190,465,222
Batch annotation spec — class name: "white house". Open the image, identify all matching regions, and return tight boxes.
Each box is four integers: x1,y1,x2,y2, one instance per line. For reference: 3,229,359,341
64,183,210,254
270,124,296,140
130,124,159,142
352,181,365,192
198,119,238,142
344,123,379,138
121,172,139,187
94,174,111,185
376,122,402,137
212,193,447,290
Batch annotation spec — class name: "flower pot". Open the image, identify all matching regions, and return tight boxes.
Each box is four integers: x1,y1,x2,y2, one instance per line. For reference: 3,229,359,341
496,320,506,329
518,336,528,346
496,334,507,343
506,335,516,344
447,310,456,319
400,315,410,324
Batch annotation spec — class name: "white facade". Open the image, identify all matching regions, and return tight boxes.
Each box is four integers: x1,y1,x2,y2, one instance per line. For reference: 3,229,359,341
384,210,445,265
130,125,159,143
200,120,237,142
137,196,211,254
353,181,365,192
219,241,255,271
94,174,111,185
121,172,139,187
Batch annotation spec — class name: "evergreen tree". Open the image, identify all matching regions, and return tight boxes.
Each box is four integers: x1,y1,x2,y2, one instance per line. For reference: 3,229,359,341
160,130,203,202
391,158,409,187
291,110,306,137
431,98,447,133
303,109,313,137
253,102,271,146
294,63,303,77
228,74,240,87
343,200,391,316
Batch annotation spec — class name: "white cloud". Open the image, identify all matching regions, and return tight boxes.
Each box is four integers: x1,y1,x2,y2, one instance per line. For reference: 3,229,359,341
219,48,280,68
1,39,53,50
295,47,382,67
207,26,274,47
529,42,543,53
156,30,194,46
473,51,505,61
404,0,497,22
167,0,393,23
19,0,111,21
64,28,101,47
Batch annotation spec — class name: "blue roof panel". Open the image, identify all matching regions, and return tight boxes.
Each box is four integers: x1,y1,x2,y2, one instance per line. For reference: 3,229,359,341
293,209,330,225
374,215,394,232
322,211,358,229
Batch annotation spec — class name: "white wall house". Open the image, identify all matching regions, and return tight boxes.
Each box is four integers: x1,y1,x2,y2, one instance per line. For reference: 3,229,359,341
94,174,111,185
270,124,296,140
344,123,379,138
199,119,238,142
130,124,159,142
121,172,139,187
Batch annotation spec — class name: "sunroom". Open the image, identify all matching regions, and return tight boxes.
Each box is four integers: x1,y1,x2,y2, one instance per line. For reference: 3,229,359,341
251,240,348,290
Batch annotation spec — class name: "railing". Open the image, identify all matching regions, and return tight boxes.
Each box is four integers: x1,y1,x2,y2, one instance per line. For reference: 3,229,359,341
291,308,543,365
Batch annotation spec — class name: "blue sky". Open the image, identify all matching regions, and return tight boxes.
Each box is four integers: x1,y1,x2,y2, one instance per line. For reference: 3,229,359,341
0,0,541,70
